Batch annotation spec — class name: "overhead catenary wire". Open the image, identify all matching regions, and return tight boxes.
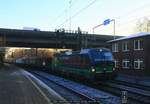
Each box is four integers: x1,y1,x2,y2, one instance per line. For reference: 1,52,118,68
112,14,150,35
58,0,150,30
50,0,79,29
93,14,150,35
104,3,150,35
57,0,99,28
114,2,150,27
92,1,150,33
55,0,150,35
117,14,150,30
114,1,150,20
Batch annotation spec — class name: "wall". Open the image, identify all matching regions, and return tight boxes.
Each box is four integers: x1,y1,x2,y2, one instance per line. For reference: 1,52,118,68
110,36,149,76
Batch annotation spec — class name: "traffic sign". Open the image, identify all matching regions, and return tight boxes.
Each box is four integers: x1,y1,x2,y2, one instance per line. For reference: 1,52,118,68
103,19,111,25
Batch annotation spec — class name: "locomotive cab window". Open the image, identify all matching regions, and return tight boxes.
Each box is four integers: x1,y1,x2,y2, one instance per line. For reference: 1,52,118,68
104,52,113,60
90,49,113,62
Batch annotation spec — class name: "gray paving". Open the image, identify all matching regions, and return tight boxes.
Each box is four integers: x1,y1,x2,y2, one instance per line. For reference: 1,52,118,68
0,65,65,104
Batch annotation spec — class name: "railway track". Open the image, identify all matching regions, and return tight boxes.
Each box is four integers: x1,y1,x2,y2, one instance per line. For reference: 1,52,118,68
26,68,150,104
94,80,150,104
110,79,150,91
29,71,100,104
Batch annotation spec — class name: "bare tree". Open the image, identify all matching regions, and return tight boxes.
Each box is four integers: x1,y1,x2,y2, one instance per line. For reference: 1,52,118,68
134,17,150,33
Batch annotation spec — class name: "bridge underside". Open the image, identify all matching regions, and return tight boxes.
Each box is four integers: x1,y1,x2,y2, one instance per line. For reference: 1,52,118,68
0,28,121,49
5,41,107,50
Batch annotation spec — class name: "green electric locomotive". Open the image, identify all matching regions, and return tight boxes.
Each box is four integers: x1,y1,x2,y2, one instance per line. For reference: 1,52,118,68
51,48,115,80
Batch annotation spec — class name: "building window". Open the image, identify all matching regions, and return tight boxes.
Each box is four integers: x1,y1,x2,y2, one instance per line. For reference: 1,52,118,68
114,60,119,68
122,41,129,51
134,59,144,69
134,39,143,50
122,59,130,69
112,43,118,52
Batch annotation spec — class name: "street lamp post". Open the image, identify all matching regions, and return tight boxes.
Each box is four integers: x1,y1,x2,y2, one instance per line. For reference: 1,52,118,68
92,24,103,34
112,19,116,39
92,19,116,39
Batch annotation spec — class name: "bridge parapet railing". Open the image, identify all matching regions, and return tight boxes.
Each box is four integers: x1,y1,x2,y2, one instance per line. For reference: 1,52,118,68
55,29,88,35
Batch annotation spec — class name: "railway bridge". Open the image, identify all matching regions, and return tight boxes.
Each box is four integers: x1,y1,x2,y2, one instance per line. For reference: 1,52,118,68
0,28,121,49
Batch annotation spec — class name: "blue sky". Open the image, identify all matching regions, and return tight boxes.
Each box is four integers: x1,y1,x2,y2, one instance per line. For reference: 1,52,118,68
0,0,150,35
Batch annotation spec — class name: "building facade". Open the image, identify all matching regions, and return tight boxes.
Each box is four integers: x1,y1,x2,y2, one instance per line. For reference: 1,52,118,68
109,32,150,76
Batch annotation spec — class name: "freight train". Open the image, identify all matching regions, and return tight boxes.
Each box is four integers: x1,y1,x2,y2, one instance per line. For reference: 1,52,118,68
51,48,116,80
12,57,52,69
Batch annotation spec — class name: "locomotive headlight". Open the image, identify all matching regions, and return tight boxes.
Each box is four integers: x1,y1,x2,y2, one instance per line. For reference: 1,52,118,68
91,68,95,72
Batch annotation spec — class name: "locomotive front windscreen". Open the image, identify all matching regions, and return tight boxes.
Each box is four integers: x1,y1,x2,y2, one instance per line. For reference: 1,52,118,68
90,49,113,62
